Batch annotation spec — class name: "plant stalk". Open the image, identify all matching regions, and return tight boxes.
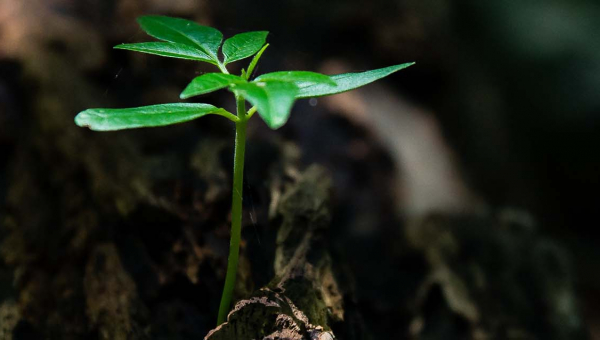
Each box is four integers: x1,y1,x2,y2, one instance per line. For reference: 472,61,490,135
217,96,247,325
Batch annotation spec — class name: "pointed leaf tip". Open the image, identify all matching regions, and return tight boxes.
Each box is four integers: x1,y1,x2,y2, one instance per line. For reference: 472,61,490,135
295,62,415,98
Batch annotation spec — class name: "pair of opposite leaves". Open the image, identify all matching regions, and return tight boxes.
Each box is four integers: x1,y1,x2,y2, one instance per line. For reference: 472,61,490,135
75,16,414,131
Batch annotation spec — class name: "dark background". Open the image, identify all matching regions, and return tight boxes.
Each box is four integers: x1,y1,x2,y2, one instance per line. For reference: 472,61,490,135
1,0,599,339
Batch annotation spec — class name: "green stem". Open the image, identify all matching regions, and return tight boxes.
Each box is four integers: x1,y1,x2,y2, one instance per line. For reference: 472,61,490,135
218,62,230,74
217,95,247,325
244,44,269,80
214,108,239,122
246,106,257,119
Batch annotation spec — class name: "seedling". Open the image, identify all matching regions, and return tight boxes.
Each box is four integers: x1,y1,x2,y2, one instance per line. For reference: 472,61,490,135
74,16,414,325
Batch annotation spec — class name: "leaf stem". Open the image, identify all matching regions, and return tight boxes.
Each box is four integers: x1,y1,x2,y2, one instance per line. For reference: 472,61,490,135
246,106,257,118
244,43,269,80
218,62,230,74
217,95,247,325
214,108,239,122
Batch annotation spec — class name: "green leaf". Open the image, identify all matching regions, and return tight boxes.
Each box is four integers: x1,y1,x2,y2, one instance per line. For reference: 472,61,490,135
295,62,415,98
180,73,246,99
75,103,221,131
137,16,223,62
115,42,214,63
255,71,336,86
232,81,299,129
222,31,269,64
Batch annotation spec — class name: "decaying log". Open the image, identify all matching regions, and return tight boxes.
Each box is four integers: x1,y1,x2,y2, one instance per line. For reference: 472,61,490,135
406,211,589,340
206,165,341,340
84,244,150,340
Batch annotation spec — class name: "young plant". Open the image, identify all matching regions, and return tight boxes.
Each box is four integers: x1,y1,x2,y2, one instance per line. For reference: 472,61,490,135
74,15,414,325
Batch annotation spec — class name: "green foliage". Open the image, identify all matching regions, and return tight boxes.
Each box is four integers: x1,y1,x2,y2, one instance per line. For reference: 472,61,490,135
74,15,414,327
86,16,414,130
254,71,336,85
233,81,299,129
295,63,415,98
115,42,215,62
180,70,337,128
137,16,222,64
75,103,223,131
222,31,269,64
180,73,246,99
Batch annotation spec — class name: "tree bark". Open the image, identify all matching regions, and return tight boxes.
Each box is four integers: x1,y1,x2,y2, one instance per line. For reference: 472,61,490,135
206,166,340,340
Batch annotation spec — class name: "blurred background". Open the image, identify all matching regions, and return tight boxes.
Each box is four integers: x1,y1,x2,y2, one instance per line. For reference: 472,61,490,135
1,0,599,339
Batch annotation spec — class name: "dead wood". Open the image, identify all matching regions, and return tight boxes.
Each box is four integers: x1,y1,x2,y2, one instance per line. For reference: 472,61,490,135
206,166,340,340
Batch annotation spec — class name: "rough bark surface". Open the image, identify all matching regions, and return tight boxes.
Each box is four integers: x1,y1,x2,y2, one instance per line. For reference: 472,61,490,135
84,244,150,340
206,166,339,340
406,212,588,340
